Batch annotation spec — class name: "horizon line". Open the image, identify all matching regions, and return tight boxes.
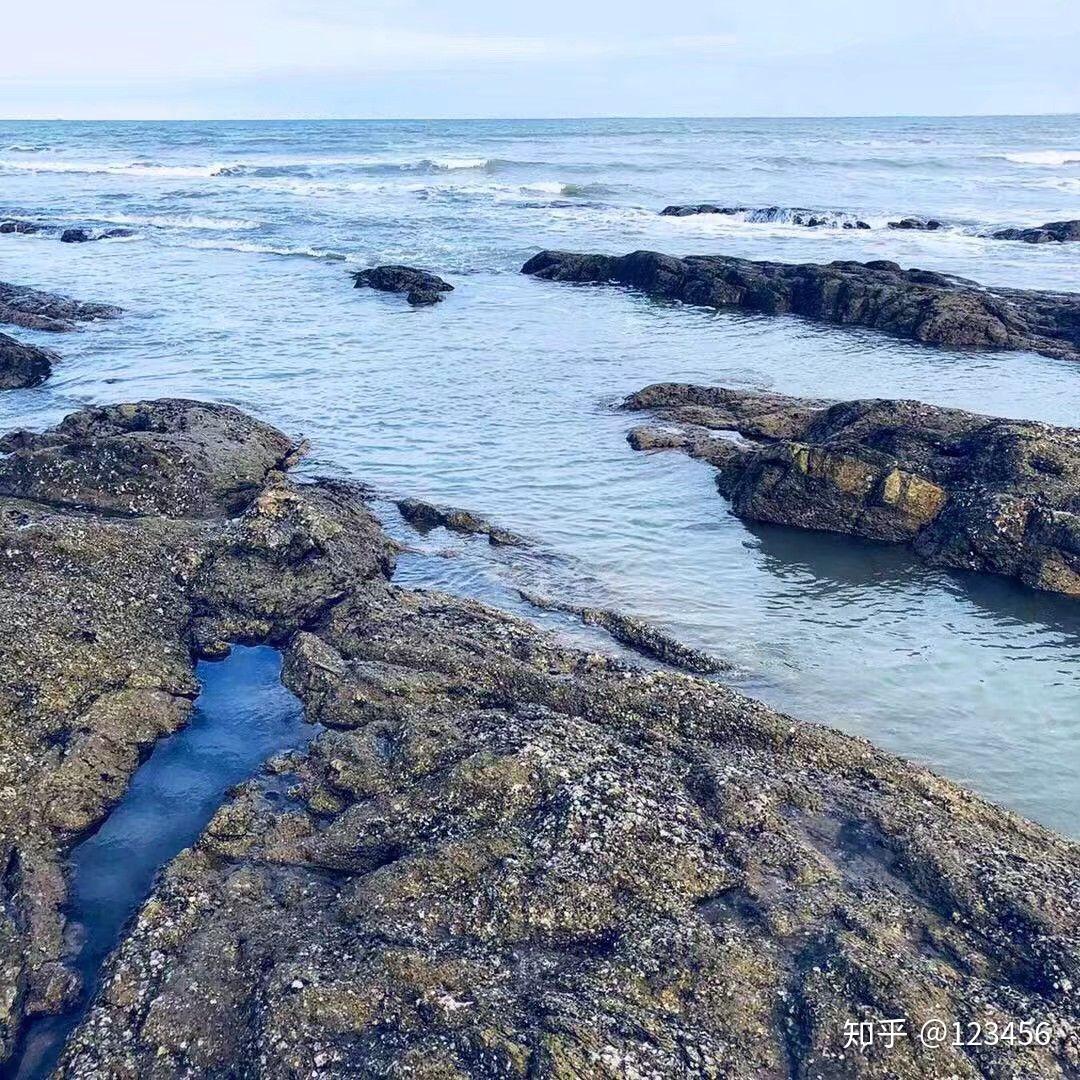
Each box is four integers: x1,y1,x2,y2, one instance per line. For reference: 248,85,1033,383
3,111,1079,123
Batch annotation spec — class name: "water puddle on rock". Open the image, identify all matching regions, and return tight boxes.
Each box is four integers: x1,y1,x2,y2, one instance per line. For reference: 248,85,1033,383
11,646,313,1080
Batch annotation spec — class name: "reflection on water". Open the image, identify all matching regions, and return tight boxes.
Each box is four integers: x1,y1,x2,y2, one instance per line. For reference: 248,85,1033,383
11,647,310,1080
0,116,1077,836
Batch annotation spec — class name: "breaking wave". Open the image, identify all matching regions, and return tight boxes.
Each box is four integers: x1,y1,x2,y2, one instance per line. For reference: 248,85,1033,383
177,239,349,261
1002,150,1080,167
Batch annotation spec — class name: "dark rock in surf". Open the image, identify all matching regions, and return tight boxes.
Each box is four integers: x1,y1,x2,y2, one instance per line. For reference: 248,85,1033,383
521,248,1080,361
396,496,527,546
0,333,56,389
0,220,41,235
352,265,454,307
0,399,1074,1076
887,217,944,230
623,382,1080,598
60,226,136,244
991,219,1080,244
0,281,122,332
660,204,871,229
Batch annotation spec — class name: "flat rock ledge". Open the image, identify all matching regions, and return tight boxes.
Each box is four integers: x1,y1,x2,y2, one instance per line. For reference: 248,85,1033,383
521,249,1080,361
0,403,1069,1078
352,265,454,307
0,332,56,389
623,383,1080,598
0,280,122,333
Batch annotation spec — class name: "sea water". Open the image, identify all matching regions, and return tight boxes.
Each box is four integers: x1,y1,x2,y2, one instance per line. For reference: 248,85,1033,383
0,116,1077,833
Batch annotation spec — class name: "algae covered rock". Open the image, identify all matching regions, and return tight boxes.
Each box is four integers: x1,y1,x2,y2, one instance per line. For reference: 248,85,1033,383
624,383,1080,597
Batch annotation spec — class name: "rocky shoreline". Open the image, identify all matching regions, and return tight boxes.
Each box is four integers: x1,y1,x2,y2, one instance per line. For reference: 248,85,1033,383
623,383,1080,598
0,399,1077,1077
521,250,1080,360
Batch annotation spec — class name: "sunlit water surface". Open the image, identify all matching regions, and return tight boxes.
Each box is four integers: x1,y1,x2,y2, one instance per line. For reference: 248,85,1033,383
1,117,1077,833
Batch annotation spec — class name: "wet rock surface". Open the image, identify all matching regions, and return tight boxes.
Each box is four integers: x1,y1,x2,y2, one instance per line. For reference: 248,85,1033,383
352,266,454,307
991,219,1080,244
0,281,122,333
0,333,56,390
521,249,1080,361
0,399,1076,1078
623,383,1080,598
397,496,528,546
659,205,871,229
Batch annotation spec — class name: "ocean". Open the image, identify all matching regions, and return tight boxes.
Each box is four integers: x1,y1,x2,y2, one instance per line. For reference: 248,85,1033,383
1,115,1077,834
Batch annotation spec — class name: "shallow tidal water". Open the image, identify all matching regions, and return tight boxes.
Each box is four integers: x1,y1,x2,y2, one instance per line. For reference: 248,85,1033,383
12,647,310,1080
0,116,1078,835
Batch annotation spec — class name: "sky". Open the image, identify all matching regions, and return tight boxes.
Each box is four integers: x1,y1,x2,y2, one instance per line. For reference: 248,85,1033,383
3,0,1079,120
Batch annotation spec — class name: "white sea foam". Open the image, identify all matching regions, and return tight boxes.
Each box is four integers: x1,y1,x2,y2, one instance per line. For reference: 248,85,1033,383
0,159,216,178
88,212,261,231
1002,150,1080,167
177,238,349,260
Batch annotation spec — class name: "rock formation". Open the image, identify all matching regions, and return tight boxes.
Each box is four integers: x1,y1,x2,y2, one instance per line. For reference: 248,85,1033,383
521,249,1080,361
0,400,1076,1077
991,219,1080,244
660,205,871,229
0,220,41,235
0,332,56,389
623,383,1080,597
0,281,122,332
352,266,455,307
887,218,944,231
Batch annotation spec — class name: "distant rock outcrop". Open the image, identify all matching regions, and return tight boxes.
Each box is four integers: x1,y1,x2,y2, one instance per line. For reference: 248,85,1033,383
660,204,871,229
991,219,1080,244
521,248,1080,360
60,226,137,244
887,217,944,231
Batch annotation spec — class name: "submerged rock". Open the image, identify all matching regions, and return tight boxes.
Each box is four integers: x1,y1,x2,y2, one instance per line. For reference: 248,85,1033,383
0,332,56,389
520,589,729,673
0,281,122,332
396,496,527,546
352,265,454,307
623,382,1080,597
991,219,1080,244
521,248,1080,360
1,399,1077,1077
660,204,871,228
887,217,944,230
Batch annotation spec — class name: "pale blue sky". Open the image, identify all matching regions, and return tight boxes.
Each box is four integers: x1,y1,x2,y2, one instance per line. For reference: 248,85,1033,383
4,0,1079,119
